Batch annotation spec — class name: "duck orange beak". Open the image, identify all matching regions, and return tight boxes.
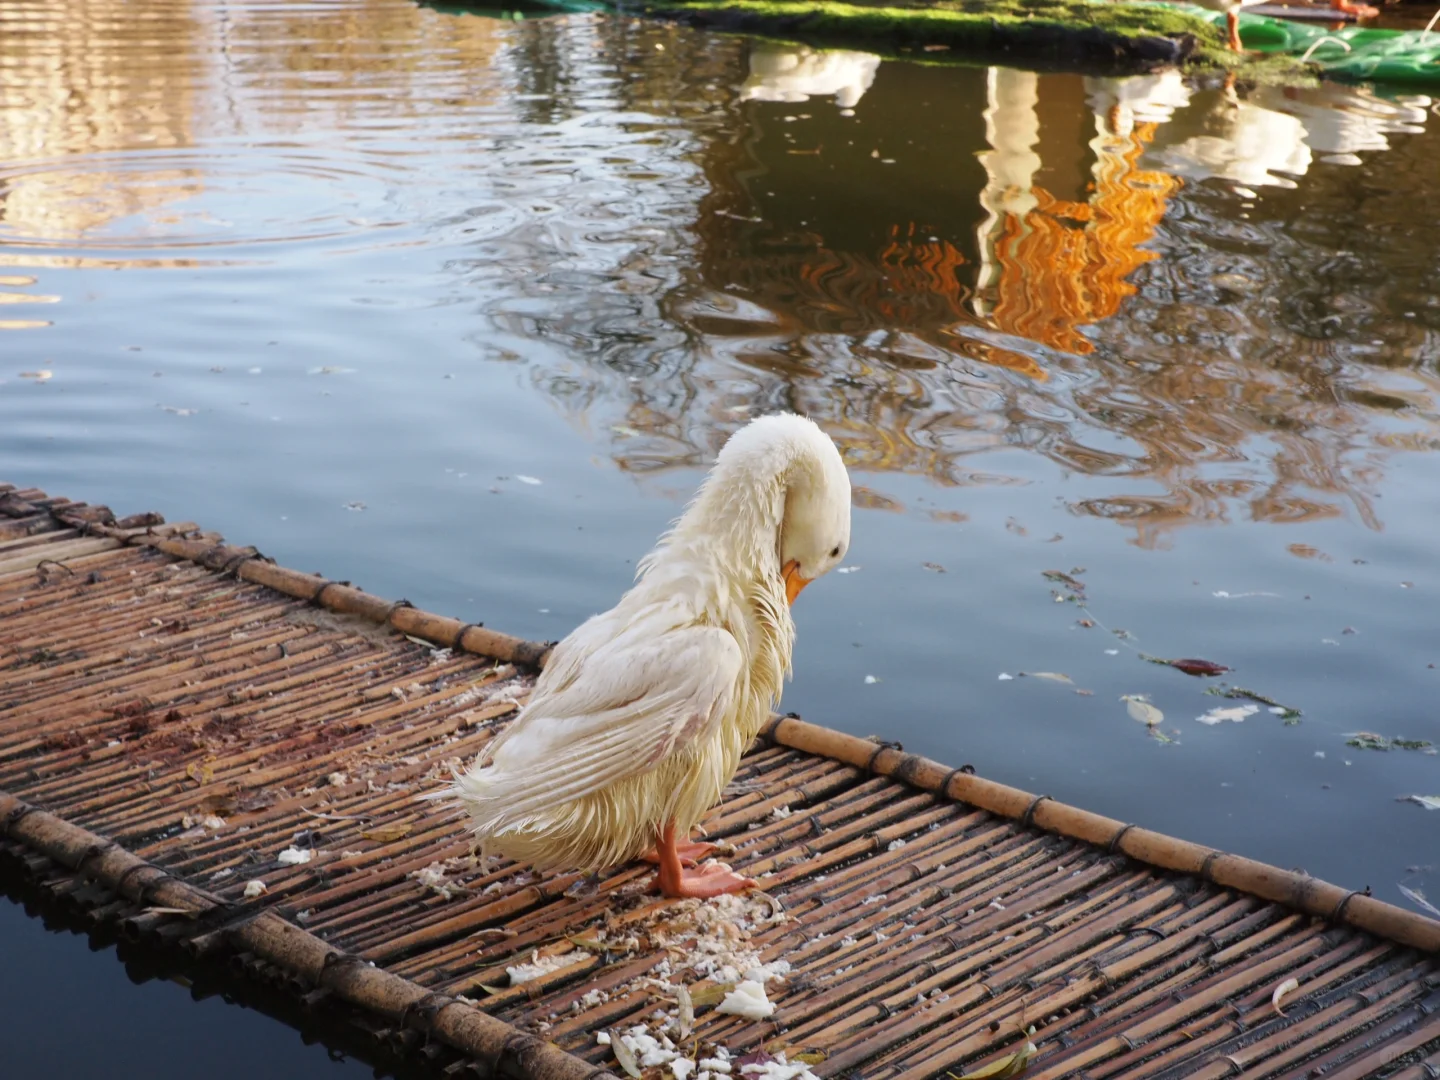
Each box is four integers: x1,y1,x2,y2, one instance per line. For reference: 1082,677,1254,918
782,559,811,605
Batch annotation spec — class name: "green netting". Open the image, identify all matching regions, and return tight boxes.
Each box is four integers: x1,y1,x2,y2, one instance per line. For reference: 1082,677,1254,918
1170,2,1440,84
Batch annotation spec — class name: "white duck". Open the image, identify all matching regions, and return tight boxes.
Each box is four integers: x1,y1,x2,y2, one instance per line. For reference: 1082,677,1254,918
447,413,851,897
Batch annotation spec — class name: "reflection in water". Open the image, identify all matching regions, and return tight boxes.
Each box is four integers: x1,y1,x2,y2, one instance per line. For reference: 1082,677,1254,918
739,44,880,109
0,0,207,241
642,47,1439,543
3,1,1436,539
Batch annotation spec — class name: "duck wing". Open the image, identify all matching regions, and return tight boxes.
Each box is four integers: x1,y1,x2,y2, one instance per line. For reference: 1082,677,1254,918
454,620,742,824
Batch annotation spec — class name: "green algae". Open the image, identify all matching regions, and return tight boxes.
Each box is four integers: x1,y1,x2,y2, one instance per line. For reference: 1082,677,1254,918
638,0,1244,73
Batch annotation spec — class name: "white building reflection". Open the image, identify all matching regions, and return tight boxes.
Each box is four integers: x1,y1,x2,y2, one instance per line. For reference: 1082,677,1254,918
739,44,880,109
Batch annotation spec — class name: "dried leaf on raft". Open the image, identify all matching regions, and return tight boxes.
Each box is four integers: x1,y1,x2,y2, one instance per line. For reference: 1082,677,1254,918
1272,977,1299,1017
676,984,695,1040
185,761,214,785
1141,654,1230,677
1121,695,1163,727
1398,794,1440,811
608,1029,643,1078
685,983,734,1009
950,1027,1039,1079
361,822,413,842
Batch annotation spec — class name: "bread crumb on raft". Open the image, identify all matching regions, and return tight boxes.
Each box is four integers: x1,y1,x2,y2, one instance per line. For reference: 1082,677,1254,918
506,950,574,984
716,979,774,1020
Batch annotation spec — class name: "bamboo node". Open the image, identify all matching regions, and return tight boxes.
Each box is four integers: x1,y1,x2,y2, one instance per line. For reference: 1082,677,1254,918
1021,794,1051,828
1329,887,1371,926
402,992,461,1032
1197,849,1224,882
1123,925,1167,941
113,862,165,901
314,581,346,606
319,949,369,986
1107,823,1136,854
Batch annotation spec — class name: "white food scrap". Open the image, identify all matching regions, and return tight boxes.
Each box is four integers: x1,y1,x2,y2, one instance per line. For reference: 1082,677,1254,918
717,979,774,1020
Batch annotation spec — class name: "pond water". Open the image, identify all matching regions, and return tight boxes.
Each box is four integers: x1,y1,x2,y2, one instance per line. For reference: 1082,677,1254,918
2,0,1439,1073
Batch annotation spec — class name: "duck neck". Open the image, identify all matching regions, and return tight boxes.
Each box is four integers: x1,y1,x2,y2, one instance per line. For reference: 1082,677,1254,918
653,433,805,586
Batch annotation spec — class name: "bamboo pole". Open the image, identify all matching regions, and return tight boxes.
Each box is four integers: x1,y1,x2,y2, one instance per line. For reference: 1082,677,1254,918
0,791,617,1080
758,715,1440,952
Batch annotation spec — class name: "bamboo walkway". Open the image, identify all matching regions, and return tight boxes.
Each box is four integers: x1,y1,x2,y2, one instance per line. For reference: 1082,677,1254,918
1,481,1437,1080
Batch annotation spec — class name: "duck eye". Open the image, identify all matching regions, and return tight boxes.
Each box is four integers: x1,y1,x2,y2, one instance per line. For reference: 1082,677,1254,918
830,545,841,558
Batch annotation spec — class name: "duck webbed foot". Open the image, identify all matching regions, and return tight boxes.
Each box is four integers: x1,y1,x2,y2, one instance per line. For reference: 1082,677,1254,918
658,860,757,899
639,838,731,867
652,821,755,898
1330,0,1378,15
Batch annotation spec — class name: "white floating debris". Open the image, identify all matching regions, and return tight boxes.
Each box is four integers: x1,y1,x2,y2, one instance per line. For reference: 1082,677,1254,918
835,566,861,574
864,675,878,684
717,980,775,1020
277,847,313,865
998,673,1014,681
516,475,543,485
1195,705,1259,725
243,880,267,899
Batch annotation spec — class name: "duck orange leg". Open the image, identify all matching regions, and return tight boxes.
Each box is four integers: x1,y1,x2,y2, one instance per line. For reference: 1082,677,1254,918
1226,9,1243,51
653,821,755,898
1330,0,1378,15
639,836,722,867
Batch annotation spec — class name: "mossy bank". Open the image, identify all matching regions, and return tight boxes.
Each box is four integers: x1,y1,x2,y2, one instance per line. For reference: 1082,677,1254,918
632,0,1265,75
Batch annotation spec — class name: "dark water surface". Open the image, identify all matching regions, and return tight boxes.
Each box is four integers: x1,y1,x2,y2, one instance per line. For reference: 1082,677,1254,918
2,0,1439,1071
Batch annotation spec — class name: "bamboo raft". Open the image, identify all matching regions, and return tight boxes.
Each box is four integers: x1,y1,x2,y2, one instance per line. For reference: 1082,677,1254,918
2,482,1437,1080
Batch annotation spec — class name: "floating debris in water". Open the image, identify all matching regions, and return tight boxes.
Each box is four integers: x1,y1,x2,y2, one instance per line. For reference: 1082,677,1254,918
1122,695,1163,727
1397,794,1440,810
1141,655,1230,677
1346,733,1433,752
1196,705,1259,725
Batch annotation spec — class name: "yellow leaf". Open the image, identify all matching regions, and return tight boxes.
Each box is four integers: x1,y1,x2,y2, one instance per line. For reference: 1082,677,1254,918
362,822,412,843
1272,977,1299,1017
686,983,733,1009
793,1051,828,1065
185,761,214,785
